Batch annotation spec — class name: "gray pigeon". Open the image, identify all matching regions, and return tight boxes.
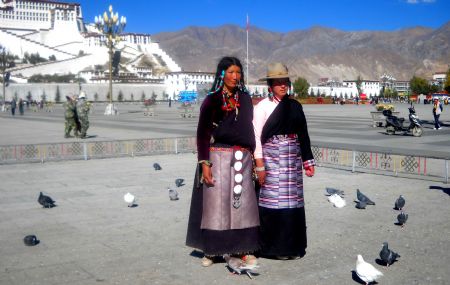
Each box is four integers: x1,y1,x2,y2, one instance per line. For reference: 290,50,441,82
175,178,185,187
397,211,408,227
325,187,345,197
356,189,375,205
38,192,56,208
223,254,259,279
355,200,367,209
379,242,400,267
23,235,40,246
168,187,179,201
395,195,405,210
153,163,162,170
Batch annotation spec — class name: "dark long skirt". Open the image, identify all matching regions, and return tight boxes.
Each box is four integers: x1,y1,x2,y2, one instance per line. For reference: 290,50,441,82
258,206,307,257
185,165,260,256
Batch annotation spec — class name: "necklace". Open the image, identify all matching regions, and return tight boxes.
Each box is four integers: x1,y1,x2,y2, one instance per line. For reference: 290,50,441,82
221,89,240,112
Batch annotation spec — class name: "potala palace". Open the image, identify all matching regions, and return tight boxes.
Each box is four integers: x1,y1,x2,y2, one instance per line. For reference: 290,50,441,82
0,0,221,101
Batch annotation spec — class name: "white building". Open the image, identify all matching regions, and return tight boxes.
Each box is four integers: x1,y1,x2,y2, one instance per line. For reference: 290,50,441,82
0,0,183,101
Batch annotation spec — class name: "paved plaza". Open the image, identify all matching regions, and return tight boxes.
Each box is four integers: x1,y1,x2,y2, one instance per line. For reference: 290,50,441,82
0,102,449,158
0,102,449,284
0,154,449,285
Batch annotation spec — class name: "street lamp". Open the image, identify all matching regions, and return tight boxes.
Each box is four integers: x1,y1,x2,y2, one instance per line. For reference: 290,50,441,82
94,5,126,115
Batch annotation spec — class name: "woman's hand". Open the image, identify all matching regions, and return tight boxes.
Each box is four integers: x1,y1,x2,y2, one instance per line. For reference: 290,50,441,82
256,170,266,185
304,165,315,177
201,163,215,187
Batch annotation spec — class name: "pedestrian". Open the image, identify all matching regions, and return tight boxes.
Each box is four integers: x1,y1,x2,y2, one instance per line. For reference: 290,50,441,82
63,95,78,138
432,97,443,130
10,97,16,116
186,56,260,267
76,91,90,138
18,98,24,115
253,62,315,260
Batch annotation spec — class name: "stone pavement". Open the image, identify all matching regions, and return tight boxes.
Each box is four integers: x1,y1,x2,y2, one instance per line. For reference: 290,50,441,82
0,154,449,285
1,102,449,158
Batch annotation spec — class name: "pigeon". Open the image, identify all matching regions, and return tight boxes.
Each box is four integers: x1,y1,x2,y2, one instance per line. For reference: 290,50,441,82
356,189,375,205
168,187,179,201
379,242,400,267
153,163,162,171
38,192,56,208
325,187,345,197
355,200,367,209
397,211,408,227
124,192,136,207
395,195,405,210
223,254,259,279
23,235,40,246
175,178,185,187
327,194,346,208
355,255,383,285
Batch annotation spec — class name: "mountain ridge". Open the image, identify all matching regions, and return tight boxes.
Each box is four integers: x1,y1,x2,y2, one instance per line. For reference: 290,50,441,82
153,21,450,83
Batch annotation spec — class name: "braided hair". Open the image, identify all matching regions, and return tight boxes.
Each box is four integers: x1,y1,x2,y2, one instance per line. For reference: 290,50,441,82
208,56,247,95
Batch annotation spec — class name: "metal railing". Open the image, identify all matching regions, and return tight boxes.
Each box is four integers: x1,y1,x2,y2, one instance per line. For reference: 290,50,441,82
0,137,448,183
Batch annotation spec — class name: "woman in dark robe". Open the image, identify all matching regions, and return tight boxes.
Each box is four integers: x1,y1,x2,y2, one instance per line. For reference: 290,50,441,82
186,56,260,267
253,62,315,260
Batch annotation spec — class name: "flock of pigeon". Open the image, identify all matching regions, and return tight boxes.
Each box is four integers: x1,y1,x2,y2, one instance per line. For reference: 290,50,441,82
30,163,411,283
325,187,408,284
29,162,184,248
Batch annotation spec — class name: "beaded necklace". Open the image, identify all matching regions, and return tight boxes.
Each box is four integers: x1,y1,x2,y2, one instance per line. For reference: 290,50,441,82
221,89,240,119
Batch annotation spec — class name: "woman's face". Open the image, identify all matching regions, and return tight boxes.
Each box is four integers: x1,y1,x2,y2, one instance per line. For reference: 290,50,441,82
271,78,290,98
223,65,242,92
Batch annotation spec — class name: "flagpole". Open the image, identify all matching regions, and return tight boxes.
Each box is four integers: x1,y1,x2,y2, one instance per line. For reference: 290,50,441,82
246,14,249,85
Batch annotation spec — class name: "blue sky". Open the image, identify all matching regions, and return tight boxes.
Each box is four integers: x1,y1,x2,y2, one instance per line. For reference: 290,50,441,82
77,0,450,34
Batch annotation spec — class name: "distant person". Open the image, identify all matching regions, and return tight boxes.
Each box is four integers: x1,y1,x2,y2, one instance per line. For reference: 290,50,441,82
169,97,172,107
18,98,24,115
63,95,78,138
10,97,16,116
76,91,90,138
432,97,443,130
253,62,315,260
186,56,260,268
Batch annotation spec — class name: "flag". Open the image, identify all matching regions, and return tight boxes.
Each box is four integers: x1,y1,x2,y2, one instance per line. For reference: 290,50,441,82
246,14,249,32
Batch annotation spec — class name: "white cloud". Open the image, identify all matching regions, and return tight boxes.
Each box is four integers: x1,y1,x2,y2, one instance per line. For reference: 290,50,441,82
406,0,436,3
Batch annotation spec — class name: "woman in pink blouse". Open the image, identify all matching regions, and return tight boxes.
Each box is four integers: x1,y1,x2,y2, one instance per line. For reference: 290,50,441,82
253,62,315,260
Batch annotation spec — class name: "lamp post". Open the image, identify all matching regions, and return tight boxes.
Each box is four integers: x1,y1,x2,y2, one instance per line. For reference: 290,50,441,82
94,5,126,115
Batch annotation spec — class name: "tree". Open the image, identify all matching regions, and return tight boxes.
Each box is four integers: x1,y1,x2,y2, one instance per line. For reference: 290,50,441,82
49,55,56,61
141,91,146,101
54,85,61,102
26,91,32,102
94,93,99,102
106,92,111,101
292,77,309,98
41,91,46,102
117,90,124,102
130,93,134,101
356,75,363,96
445,68,450,93
410,76,430,95
151,91,157,100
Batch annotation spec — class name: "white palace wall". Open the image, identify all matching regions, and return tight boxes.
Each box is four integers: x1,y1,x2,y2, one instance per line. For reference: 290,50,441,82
3,83,169,102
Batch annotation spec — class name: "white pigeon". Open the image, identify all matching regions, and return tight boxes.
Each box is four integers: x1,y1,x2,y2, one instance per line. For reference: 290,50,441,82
355,255,383,285
327,194,346,208
124,192,136,207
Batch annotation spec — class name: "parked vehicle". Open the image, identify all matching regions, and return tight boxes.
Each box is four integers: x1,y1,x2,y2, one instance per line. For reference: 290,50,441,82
382,105,423,137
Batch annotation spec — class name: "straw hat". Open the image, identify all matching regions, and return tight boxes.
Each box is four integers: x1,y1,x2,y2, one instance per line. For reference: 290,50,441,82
259,62,291,81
